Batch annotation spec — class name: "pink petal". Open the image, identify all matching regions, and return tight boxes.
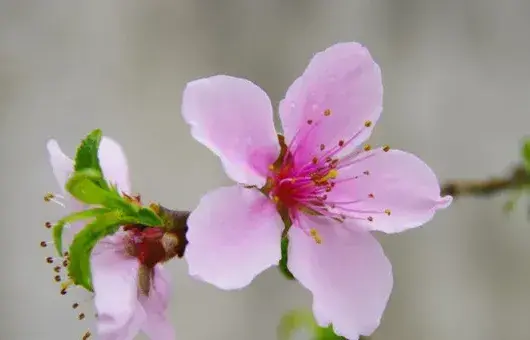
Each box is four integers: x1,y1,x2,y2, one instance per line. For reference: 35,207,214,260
46,139,74,193
288,215,392,339
185,185,283,289
332,149,452,233
140,265,176,340
98,137,131,194
46,139,86,233
91,233,144,338
182,75,280,186
279,42,382,163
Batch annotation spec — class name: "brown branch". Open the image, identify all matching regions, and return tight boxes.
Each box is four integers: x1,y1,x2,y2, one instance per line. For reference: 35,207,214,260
441,164,530,198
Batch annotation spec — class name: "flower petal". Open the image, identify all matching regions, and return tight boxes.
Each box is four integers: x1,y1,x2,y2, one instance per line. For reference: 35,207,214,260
185,185,283,289
46,139,86,233
139,265,176,340
98,137,131,194
279,42,382,162
46,139,74,193
182,75,280,186
91,233,143,338
332,149,452,233
288,215,392,339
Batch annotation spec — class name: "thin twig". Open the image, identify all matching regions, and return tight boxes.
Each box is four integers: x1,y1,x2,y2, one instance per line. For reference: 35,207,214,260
441,164,530,198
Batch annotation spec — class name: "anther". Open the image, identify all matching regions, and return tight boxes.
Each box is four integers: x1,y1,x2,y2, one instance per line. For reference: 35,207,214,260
46,257,54,264
367,216,374,222
309,228,322,244
307,119,313,125
272,196,279,203
72,303,79,309
54,275,61,282
312,157,318,164
363,144,372,151
268,164,274,171
363,170,370,175
368,193,375,199
82,331,92,339
44,193,55,202
61,279,74,292
338,140,345,147
62,260,68,267
63,251,69,257
382,145,390,152
40,241,49,248
384,209,391,216
364,120,372,127
324,109,331,116
60,288,67,295
53,266,61,273
78,313,85,320
45,222,52,229
320,144,325,151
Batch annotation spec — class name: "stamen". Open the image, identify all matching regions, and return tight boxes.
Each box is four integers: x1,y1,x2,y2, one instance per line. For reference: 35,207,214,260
72,303,79,309
40,241,53,248
61,279,74,291
82,331,92,339
367,216,374,222
382,145,390,152
363,144,372,151
45,221,52,229
53,266,61,273
324,109,331,116
54,275,61,282
44,193,65,207
78,313,85,320
364,120,372,127
46,257,55,264
384,209,391,216
309,228,322,244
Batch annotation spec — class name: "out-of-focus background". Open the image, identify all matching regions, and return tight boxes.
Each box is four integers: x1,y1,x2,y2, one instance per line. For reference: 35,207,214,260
1,1,530,339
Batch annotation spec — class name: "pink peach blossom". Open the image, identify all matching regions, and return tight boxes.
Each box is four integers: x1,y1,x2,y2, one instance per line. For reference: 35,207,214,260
47,137,175,340
181,42,451,339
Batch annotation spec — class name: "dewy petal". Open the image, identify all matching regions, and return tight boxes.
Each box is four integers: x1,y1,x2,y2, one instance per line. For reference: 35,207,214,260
332,149,452,233
91,233,144,338
98,137,132,194
279,42,382,161
185,185,283,289
140,265,175,340
288,215,392,339
182,75,280,187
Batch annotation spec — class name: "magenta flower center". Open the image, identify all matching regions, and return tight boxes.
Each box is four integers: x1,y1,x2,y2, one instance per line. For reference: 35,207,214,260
265,114,390,241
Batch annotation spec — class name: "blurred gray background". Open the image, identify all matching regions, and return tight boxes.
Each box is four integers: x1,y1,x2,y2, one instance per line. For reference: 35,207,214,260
2,0,530,339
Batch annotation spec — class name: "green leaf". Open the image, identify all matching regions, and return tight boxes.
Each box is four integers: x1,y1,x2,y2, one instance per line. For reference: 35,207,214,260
523,138,530,173
66,169,135,213
136,207,163,227
67,208,164,291
277,310,317,340
67,210,130,291
279,237,295,280
314,325,346,339
75,129,103,172
52,207,111,256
